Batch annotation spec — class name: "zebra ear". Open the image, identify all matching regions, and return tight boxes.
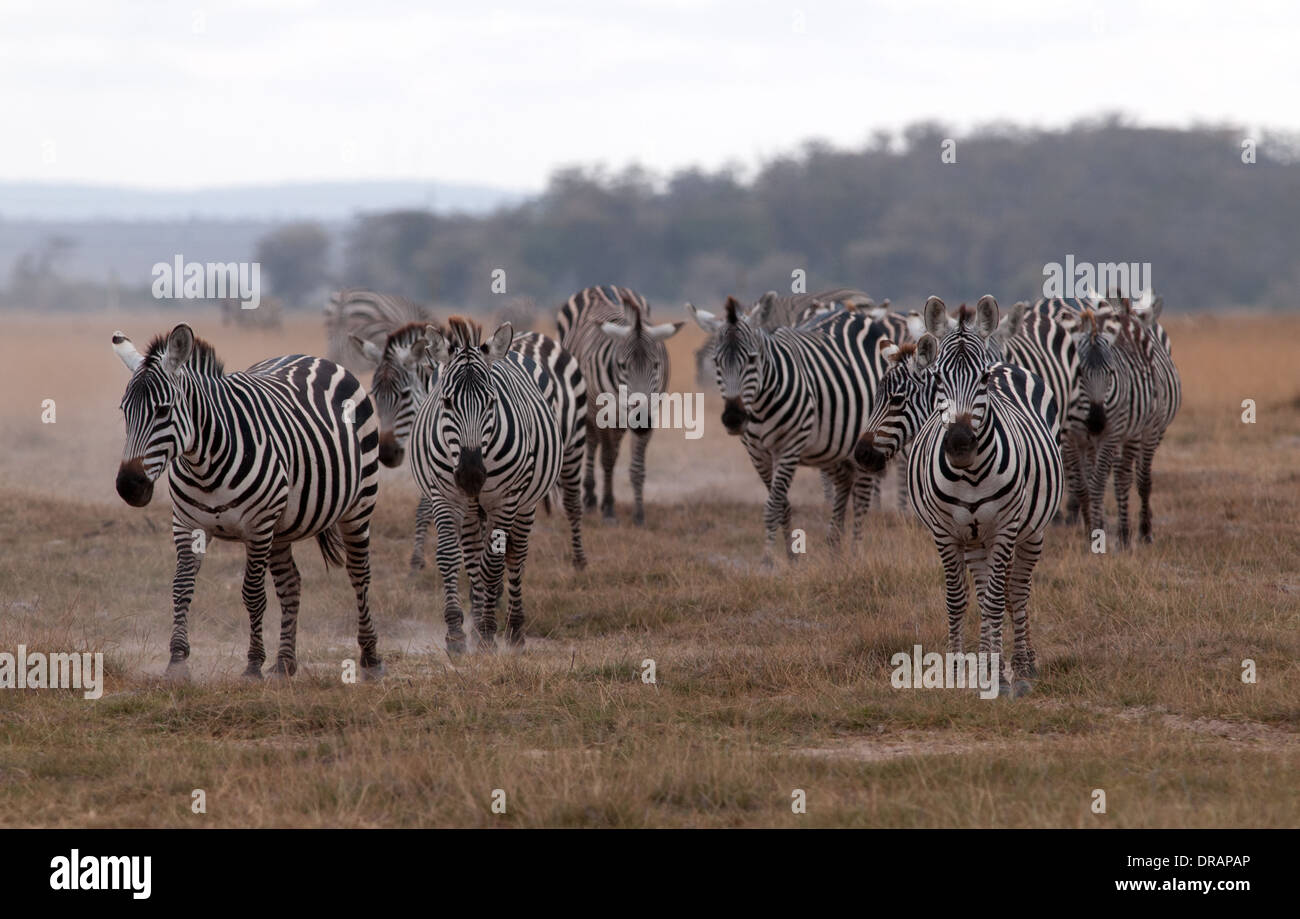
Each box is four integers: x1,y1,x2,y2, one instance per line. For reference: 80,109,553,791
646,321,683,341
923,297,948,337
905,312,926,342
349,334,384,366
1006,300,1029,337
975,296,1000,339
485,323,514,362
914,333,939,371
112,332,144,372
423,324,451,365
163,324,194,374
600,320,634,340
878,337,899,362
687,303,724,333
1150,296,1163,321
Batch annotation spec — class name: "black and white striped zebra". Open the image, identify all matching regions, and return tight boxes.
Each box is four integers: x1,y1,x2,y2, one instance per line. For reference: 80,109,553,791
556,285,683,525
356,321,588,574
693,289,876,387
989,301,1090,526
408,317,564,654
688,296,894,559
1063,298,1180,546
861,297,1063,696
112,324,383,680
325,288,432,372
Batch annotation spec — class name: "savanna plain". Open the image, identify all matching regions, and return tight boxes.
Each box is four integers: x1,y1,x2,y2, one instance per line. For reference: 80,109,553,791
0,308,1296,827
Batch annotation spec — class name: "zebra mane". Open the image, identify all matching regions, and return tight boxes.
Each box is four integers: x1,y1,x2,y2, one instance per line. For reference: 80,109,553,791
385,320,437,354
143,332,225,376
889,341,917,363
954,303,974,327
444,315,485,349
725,296,744,324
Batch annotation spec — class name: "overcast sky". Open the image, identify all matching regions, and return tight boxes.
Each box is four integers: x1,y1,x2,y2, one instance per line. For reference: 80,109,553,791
3,0,1295,191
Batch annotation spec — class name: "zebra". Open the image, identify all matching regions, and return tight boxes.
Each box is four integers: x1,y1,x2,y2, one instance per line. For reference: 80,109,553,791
355,321,588,574
111,324,383,681
688,296,893,560
325,288,432,372
859,296,1063,696
1062,298,1180,546
408,317,564,654
556,285,683,525
989,300,1090,526
693,288,876,387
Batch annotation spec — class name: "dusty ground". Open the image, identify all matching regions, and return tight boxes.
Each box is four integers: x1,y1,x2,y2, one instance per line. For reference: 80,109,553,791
0,306,1296,827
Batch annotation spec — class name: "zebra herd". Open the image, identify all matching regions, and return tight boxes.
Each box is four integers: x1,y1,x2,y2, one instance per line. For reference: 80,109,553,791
111,284,1178,697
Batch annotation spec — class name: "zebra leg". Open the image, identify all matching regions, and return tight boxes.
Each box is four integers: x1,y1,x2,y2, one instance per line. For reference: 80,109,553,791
894,447,910,513
763,456,799,564
582,420,599,511
969,539,1015,696
937,540,969,654
166,520,205,680
1114,441,1138,548
601,427,625,521
266,541,301,677
1060,434,1087,526
337,515,383,677
1085,438,1118,543
240,533,274,679
561,451,587,570
629,430,651,526
1006,533,1044,688
409,495,434,575
1137,435,1161,544
476,515,508,651
462,510,490,645
850,466,876,542
431,501,468,655
504,510,536,647
826,463,851,550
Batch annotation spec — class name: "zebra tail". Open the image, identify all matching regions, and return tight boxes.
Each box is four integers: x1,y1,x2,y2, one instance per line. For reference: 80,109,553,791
541,493,553,516
317,526,346,570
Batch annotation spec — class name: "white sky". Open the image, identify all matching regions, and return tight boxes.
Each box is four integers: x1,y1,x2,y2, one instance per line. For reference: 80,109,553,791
2,0,1295,191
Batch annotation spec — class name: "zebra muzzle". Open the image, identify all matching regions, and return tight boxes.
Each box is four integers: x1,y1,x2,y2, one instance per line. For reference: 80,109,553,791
721,398,750,435
378,431,405,467
454,447,487,497
854,432,887,473
942,421,977,469
116,459,154,507
1085,403,1106,435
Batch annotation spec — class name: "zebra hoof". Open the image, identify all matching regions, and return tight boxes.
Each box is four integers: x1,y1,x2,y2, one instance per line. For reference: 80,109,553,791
242,664,264,681
633,510,645,526
571,556,588,572
475,637,498,654
1011,680,1033,698
445,636,467,657
361,661,386,682
267,659,296,679
505,630,525,649
163,659,190,683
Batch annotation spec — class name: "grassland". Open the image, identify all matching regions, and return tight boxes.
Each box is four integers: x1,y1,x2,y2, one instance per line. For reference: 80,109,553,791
0,308,1296,827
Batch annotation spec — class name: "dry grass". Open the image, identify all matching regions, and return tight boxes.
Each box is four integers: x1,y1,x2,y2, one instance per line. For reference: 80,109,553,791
0,307,1296,827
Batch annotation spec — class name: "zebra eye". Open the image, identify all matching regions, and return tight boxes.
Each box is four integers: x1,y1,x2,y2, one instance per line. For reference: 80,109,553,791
153,403,170,417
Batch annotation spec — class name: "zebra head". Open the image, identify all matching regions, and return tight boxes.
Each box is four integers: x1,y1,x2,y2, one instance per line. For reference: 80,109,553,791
353,323,435,468
599,291,682,433
925,295,1001,470
688,296,760,435
1069,308,1119,435
855,337,936,472
424,317,512,498
111,324,205,507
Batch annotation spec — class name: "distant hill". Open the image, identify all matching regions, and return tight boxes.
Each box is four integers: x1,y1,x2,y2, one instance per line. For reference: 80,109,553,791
0,180,526,222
